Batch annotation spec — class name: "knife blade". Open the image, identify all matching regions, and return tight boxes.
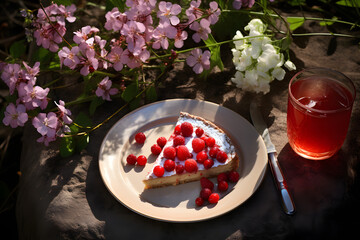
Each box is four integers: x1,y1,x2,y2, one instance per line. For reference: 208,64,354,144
250,100,295,215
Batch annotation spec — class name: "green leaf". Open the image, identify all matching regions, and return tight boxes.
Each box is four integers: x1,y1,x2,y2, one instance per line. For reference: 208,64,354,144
204,34,224,71
89,97,104,116
336,0,360,7
60,136,75,157
74,112,92,128
32,48,54,69
319,16,338,26
10,40,26,59
106,0,126,12
287,17,305,31
121,82,139,102
76,134,89,152
52,0,74,6
145,86,157,102
129,96,141,110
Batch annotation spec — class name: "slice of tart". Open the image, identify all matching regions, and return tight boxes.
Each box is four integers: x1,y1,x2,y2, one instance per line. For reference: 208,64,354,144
143,112,239,189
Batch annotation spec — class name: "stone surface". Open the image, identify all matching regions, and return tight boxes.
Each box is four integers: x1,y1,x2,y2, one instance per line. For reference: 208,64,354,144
16,12,360,240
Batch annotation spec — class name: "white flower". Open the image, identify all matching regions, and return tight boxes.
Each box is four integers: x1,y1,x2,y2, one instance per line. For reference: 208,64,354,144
272,67,286,80
244,19,265,36
231,71,245,88
233,30,247,50
284,60,296,71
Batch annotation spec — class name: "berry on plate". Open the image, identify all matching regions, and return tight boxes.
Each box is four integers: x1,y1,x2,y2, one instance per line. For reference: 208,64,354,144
218,180,229,192
173,135,185,146
200,177,214,190
151,144,162,155
164,159,175,172
195,197,204,206
203,159,214,169
136,155,147,166
176,145,191,161
217,173,228,182
157,137,167,148
196,150,208,164
200,188,212,200
126,154,137,165
208,193,220,204
163,146,176,160
192,138,205,153
181,122,193,137
135,132,146,144
175,164,184,174
153,165,165,177
184,159,198,173
228,171,240,183
195,127,204,137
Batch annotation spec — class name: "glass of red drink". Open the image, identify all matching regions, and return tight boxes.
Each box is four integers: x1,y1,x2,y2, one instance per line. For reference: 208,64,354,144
287,68,356,160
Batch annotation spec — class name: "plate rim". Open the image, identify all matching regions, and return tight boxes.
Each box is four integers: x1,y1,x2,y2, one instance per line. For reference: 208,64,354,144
98,98,268,222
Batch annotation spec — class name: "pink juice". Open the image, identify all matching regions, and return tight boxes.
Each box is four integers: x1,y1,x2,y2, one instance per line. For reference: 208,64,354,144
287,76,354,159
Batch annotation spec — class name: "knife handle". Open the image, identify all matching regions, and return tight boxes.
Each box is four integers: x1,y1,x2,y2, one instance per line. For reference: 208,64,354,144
268,152,295,215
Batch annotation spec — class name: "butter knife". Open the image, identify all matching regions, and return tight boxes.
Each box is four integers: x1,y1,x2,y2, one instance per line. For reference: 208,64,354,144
250,101,295,215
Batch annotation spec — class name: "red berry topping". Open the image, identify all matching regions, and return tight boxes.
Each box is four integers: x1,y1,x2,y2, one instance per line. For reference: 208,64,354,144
136,155,147,166
209,146,220,158
203,159,214,169
153,165,165,177
157,137,167,148
163,146,176,159
151,144,162,155
200,188,212,200
217,173,228,182
164,159,175,172
180,122,193,137
174,125,181,135
126,154,137,165
177,145,191,161
184,159,198,173
196,150,208,164
195,197,204,206
208,193,220,204
205,137,216,147
218,180,229,192
228,171,240,183
195,127,204,137
175,164,184,174
216,150,228,163
173,135,185,146
200,177,214,190
134,132,146,144
192,138,205,153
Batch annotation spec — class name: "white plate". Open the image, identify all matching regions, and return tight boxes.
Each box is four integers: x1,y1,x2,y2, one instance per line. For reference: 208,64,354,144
99,99,268,222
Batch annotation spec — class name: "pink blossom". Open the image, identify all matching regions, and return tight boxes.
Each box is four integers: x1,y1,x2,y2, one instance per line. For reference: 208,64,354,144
190,18,211,43
58,46,80,70
152,21,177,49
1,63,21,94
36,131,56,146
95,77,119,101
157,1,181,25
185,0,202,23
174,29,188,48
80,49,99,76
55,100,72,125
23,61,40,78
186,48,211,74
121,20,146,54
61,4,77,23
33,22,66,52
105,8,127,32
121,48,149,68
18,82,49,110
2,103,28,128
73,26,99,44
207,1,221,25
32,112,58,136
232,0,255,9
107,46,124,71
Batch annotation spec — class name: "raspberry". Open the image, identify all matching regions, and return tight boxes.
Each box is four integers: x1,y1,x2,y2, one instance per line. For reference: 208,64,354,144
177,145,191,161
195,127,204,137
200,177,214,190
157,137,167,148
217,173,228,182
180,122,193,137
164,159,175,172
134,132,146,144
136,155,147,166
196,150,208,164
208,193,220,204
153,165,165,177
203,159,214,169
126,154,137,165
200,188,212,200
218,180,228,192
209,146,220,158
163,146,176,159
192,138,205,153
205,137,216,147
195,197,204,206
228,171,240,183
216,150,228,163
174,125,181,135
184,159,198,173
175,164,184,174
151,144,162,155
173,135,185,146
